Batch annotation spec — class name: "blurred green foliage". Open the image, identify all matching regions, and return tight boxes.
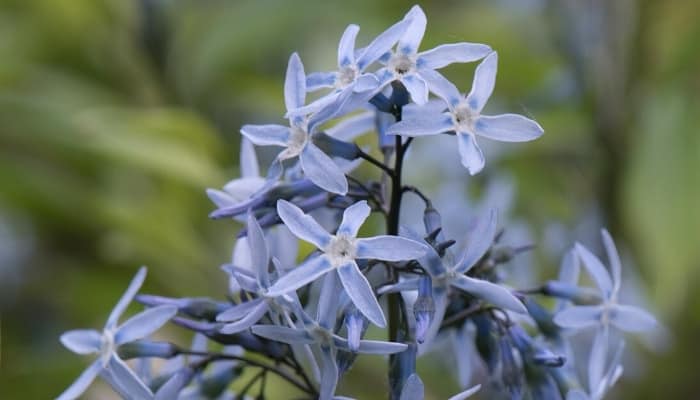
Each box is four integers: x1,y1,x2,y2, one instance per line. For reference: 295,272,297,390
0,0,698,399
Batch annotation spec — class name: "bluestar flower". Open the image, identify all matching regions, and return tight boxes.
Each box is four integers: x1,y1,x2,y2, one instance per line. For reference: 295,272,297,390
387,52,544,174
375,5,492,105
381,210,527,345
265,199,428,327
240,53,349,194
253,272,407,400
553,229,658,334
58,267,177,400
289,16,412,117
565,342,625,400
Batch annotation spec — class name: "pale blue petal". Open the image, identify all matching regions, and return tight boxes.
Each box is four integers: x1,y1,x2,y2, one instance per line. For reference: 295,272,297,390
402,99,448,118
289,90,343,119
60,329,101,355
353,73,379,92
566,390,590,400
56,359,101,400
206,188,235,208
454,209,498,273
247,212,270,288
377,277,420,295
115,305,177,345
600,229,622,294
320,347,339,400
337,261,386,327
553,305,603,329
356,235,428,261
418,43,492,69
338,200,371,237
326,111,375,141
474,114,544,142
356,339,407,354
220,301,269,334
240,124,289,147
307,72,337,92
559,248,581,286
251,325,314,344
451,276,526,314
420,69,462,107
398,5,427,55
276,199,332,249
399,225,447,277
588,327,608,394
285,52,306,112
465,52,498,113
417,288,447,352
106,267,147,330
448,385,481,400
222,177,265,201
154,368,194,400
265,255,335,297
386,114,452,137
610,304,658,333
575,243,613,297
338,24,359,67
101,355,154,400
239,137,260,178
401,74,429,105
317,272,341,329
457,133,485,175
300,142,349,195
216,298,265,322
400,373,424,400
357,17,412,69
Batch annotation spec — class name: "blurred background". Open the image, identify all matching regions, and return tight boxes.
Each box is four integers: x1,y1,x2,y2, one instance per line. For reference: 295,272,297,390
0,0,698,398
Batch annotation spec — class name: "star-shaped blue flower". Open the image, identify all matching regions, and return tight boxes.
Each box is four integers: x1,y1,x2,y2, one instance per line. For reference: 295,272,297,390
265,199,428,327
387,52,544,174
57,267,177,400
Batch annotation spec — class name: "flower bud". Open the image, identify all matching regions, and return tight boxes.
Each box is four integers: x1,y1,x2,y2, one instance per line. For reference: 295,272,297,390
413,277,435,344
117,340,179,360
344,306,368,352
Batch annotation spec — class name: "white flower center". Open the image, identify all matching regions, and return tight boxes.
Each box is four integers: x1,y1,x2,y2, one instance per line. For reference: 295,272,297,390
388,52,416,77
100,329,115,367
452,103,477,132
281,124,308,159
326,235,357,266
336,66,358,89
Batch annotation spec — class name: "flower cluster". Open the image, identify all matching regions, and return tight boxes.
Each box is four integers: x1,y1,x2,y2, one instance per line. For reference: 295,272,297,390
58,5,657,400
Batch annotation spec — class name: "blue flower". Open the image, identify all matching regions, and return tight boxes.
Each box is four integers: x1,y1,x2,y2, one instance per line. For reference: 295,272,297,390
240,53,349,194
58,267,177,400
265,199,428,327
375,5,492,105
387,52,544,174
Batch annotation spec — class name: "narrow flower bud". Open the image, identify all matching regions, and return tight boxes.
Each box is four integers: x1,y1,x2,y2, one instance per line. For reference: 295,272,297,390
344,306,368,352
413,276,435,343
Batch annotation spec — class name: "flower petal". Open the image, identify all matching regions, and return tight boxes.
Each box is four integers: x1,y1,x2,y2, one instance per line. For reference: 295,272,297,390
326,111,375,141
247,211,271,288
300,142,349,195
239,137,260,178
448,385,481,400
457,133,485,175
285,52,306,112
600,229,622,294
338,24,359,67
610,304,658,333
454,209,498,274
553,305,603,329
418,43,492,69
106,267,147,330
320,346,339,400
337,261,386,327
451,276,526,314
400,374,424,400
475,114,544,142
317,272,342,329
588,327,609,394
60,329,101,355
265,255,335,297
356,339,407,355
420,69,462,107
566,390,590,400
338,200,371,237
251,325,314,344
575,243,613,297
240,124,290,147
101,355,154,400
466,51,498,114
357,17,412,70
216,298,265,322
353,73,380,92
398,5,427,55
56,359,102,400
307,71,337,92
386,114,452,137
276,199,332,249
401,74,429,105
220,301,269,334
356,235,428,261
115,305,178,345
